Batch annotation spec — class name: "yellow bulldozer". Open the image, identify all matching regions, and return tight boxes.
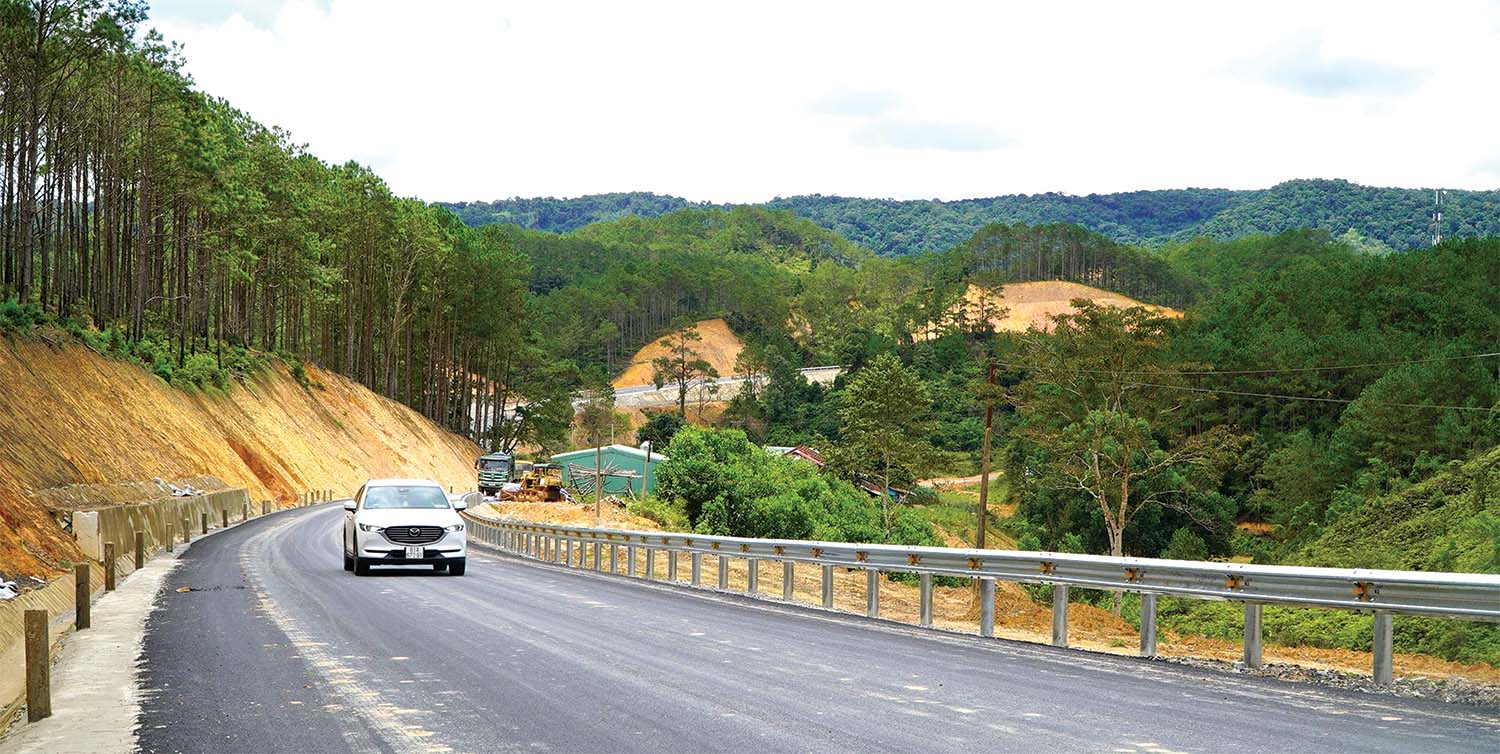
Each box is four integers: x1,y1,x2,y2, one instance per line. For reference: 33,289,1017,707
500,462,570,503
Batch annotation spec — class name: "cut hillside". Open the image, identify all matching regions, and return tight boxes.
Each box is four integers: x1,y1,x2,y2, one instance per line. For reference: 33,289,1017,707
612,318,744,387
959,281,1182,333
0,337,482,579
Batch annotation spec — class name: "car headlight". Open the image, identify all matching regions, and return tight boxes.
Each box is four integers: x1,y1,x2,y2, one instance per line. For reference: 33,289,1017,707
444,523,464,532
358,523,385,532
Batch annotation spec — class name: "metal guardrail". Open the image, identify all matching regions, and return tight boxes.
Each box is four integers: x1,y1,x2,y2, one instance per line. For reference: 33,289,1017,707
461,514,1500,684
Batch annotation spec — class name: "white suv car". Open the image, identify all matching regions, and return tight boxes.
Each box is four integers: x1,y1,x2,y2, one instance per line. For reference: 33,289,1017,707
342,479,473,576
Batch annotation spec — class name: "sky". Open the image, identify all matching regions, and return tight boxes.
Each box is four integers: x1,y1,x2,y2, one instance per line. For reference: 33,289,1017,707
148,0,1500,204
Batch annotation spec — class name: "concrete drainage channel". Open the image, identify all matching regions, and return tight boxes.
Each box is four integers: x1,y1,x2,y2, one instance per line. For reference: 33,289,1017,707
0,489,334,748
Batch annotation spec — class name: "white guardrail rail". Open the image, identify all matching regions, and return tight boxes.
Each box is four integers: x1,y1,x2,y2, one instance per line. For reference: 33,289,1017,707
461,514,1500,684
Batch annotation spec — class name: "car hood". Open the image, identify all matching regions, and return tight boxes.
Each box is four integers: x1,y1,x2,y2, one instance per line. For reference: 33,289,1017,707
356,508,462,528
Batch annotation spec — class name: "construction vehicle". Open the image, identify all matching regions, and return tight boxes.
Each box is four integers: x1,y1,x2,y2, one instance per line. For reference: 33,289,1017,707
475,452,514,496
501,462,570,503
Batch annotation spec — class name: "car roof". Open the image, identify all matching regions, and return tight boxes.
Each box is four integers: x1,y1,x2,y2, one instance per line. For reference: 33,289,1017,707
363,478,443,488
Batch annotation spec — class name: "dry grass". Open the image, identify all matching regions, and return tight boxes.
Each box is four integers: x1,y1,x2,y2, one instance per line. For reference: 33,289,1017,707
612,318,744,388
0,338,482,579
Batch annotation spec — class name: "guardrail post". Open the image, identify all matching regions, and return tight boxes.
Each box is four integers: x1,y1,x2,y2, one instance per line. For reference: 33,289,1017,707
919,573,933,627
866,569,879,618
1139,593,1158,657
182,518,191,543
746,558,758,593
979,578,995,638
134,530,145,570
691,552,702,585
167,523,174,549
564,538,572,566
610,544,619,573
201,512,209,534
242,502,248,521
25,609,50,722
1372,611,1394,685
1052,585,1069,648
1243,603,1263,669
592,542,602,571
782,561,794,601
668,550,678,582
718,555,729,589
104,542,117,591
262,500,270,515
221,509,229,529
645,549,656,580
821,565,834,608
627,545,637,576
75,563,91,630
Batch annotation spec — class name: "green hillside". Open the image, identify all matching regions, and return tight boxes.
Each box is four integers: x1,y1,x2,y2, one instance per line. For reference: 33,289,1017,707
438,180,1500,256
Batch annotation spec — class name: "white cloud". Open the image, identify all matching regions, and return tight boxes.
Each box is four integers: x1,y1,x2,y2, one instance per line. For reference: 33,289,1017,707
1235,31,1429,98
808,88,902,117
149,0,1500,203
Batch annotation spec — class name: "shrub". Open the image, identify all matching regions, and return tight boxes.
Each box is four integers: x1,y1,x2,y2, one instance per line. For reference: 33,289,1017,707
627,496,690,530
655,425,938,546
177,352,227,390
1160,527,1209,561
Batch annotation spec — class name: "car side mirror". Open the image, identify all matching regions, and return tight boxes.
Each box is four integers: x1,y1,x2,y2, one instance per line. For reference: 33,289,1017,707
339,499,357,511
456,492,481,510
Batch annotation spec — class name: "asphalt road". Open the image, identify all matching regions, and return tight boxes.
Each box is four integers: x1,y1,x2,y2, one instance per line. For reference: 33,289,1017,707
136,505,1500,754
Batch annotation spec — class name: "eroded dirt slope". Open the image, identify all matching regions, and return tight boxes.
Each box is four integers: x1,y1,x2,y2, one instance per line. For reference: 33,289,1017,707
613,318,744,388
0,337,481,579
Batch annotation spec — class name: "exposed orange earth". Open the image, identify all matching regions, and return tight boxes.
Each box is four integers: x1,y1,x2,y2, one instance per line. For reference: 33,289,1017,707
952,280,1181,334
0,335,481,579
612,318,744,388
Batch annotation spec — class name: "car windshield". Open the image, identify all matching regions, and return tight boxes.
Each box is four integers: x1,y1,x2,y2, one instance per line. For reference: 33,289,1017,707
478,459,509,471
362,486,450,510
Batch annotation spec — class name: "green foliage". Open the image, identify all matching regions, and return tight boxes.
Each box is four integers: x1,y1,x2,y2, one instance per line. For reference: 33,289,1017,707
1300,446,1500,573
836,353,936,535
636,412,685,451
442,180,1500,257
627,496,691,530
1160,527,1209,561
177,353,227,390
653,426,936,546
0,297,46,332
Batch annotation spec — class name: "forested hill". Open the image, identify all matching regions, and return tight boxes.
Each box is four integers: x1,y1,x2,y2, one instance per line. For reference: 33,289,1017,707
439,180,1500,256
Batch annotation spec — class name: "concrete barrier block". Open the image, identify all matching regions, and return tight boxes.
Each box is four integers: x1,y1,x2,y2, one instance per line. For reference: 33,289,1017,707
73,511,101,561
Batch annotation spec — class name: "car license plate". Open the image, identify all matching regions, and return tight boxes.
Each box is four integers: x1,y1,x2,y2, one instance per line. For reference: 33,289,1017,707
405,546,423,559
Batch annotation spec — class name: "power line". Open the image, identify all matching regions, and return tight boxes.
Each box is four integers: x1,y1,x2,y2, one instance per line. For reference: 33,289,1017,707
1126,381,1500,413
996,351,1500,377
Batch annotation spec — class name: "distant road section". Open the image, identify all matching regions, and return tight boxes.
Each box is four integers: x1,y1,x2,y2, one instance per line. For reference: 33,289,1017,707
130,506,1500,754
609,365,843,409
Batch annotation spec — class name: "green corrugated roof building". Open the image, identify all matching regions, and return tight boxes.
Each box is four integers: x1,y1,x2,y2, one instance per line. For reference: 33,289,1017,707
551,444,669,496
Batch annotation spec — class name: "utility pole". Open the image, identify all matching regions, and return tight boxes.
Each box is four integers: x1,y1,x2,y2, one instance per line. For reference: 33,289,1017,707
976,362,996,550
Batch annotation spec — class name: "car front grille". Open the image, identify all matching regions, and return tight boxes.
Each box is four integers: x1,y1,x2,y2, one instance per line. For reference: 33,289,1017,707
383,526,444,545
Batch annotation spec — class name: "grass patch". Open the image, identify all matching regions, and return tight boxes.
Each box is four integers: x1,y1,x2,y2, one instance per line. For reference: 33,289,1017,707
910,477,1012,548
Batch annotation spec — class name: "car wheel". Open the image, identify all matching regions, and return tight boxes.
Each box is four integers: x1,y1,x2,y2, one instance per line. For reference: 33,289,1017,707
343,551,353,571
354,557,371,576
448,559,466,576
432,563,447,572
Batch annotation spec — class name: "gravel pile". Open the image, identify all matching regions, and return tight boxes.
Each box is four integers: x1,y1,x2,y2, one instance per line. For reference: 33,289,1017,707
1159,656,1500,708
